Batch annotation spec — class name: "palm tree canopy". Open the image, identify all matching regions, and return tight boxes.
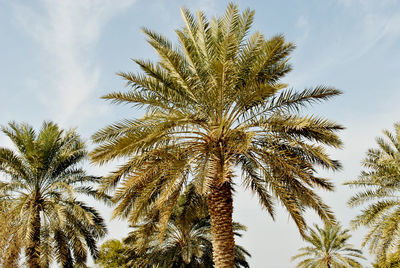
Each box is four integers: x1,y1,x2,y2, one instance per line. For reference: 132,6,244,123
373,251,400,267
292,224,365,268
345,123,400,264
0,121,107,267
91,3,343,267
91,1,343,236
96,239,130,268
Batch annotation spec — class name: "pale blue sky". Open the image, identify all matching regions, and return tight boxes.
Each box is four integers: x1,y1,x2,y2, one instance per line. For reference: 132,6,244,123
1,0,400,267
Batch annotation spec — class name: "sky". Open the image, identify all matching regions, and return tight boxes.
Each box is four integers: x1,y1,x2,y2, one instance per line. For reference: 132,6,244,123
1,0,400,267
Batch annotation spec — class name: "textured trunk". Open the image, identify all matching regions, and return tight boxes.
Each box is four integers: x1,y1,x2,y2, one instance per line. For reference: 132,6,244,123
26,204,41,268
207,181,235,268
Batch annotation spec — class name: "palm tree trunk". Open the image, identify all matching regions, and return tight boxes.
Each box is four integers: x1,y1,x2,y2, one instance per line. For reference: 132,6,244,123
63,248,74,268
26,204,41,268
207,181,235,268
63,253,73,268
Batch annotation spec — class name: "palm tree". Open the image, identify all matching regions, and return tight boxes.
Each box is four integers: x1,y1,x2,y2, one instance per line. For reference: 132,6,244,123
373,251,400,267
0,198,21,267
95,187,250,268
91,3,343,267
0,121,107,268
291,224,365,267
96,239,130,268
345,123,400,264
124,186,250,267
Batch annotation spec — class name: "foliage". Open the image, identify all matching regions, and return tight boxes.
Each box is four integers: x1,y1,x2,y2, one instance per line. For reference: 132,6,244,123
91,2,343,266
345,123,400,264
96,187,250,267
292,223,365,267
0,198,22,267
0,121,107,268
373,251,400,267
96,239,130,268
124,186,250,267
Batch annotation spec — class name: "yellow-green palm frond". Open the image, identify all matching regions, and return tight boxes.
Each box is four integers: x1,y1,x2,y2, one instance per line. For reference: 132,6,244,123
0,198,23,267
345,123,400,263
122,187,250,267
0,121,107,267
292,224,365,267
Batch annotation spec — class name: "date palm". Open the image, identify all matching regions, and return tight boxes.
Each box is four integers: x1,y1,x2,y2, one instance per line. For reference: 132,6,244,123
91,3,343,267
0,122,107,268
0,198,21,267
124,186,250,267
291,224,365,268
96,239,130,268
373,251,400,267
345,123,400,264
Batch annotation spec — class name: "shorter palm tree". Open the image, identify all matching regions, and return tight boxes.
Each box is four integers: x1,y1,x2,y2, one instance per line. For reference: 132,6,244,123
291,224,365,268
373,251,400,267
0,198,21,267
0,122,107,268
123,186,250,267
96,239,130,268
345,123,400,264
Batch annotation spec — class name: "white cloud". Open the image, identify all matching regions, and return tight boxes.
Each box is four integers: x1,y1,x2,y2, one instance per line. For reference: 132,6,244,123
287,1,400,89
296,15,309,29
13,0,136,125
295,15,310,46
335,0,400,53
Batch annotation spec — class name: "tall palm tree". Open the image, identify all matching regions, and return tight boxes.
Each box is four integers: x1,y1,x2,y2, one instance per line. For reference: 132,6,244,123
91,3,343,267
291,224,365,267
124,186,250,267
0,121,107,268
345,123,400,264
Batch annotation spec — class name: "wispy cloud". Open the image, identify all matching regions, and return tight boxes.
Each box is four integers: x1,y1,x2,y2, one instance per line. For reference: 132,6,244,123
13,0,135,125
295,15,310,46
287,0,400,89
335,0,400,56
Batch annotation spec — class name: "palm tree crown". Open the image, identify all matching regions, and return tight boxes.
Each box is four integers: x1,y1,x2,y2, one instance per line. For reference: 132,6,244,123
346,123,400,264
0,121,107,268
96,239,130,268
373,251,400,267
292,224,365,268
91,3,343,267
